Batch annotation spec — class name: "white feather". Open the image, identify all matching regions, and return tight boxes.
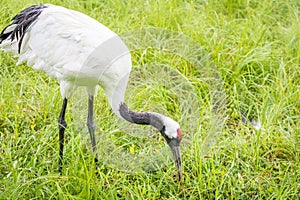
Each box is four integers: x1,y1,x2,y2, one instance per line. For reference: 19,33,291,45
163,117,180,138
2,4,132,115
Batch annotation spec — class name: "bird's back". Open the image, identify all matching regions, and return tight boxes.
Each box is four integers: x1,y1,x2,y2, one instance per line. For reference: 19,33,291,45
0,4,132,98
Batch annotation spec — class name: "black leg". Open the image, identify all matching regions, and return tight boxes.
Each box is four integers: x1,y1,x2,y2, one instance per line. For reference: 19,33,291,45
58,98,68,174
87,95,98,162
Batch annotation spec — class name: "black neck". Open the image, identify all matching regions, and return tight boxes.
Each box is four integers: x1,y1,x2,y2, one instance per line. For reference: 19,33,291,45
118,102,164,132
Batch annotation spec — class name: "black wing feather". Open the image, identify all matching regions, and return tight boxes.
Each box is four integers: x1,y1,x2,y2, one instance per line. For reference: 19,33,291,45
0,4,48,53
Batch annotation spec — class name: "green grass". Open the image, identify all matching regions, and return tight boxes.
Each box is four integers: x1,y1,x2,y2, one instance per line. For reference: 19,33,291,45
0,0,299,199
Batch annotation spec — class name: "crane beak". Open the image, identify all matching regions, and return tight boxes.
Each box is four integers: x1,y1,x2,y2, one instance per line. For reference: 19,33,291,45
168,138,182,181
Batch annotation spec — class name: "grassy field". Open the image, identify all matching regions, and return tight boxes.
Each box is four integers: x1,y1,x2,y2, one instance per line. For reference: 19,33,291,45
0,0,299,199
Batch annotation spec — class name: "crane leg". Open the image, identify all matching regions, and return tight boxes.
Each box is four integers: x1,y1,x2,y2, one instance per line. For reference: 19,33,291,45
87,95,98,163
58,98,68,174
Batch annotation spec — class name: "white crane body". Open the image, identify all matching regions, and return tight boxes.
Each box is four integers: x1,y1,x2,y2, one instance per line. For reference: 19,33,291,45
1,4,131,116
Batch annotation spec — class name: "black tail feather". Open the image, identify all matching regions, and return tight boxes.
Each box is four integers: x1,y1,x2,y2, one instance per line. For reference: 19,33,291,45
0,4,48,53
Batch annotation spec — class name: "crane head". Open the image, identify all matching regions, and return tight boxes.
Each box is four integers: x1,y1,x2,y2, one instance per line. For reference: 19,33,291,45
159,117,183,181
118,103,183,181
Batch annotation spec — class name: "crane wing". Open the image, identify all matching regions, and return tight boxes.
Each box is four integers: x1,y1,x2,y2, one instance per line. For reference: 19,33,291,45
0,4,120,82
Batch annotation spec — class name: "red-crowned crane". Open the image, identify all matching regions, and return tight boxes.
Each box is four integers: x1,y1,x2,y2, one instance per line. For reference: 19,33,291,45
0,4,183,180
